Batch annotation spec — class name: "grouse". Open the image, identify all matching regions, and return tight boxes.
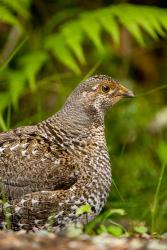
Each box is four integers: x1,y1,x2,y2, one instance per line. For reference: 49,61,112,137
0,75,134,232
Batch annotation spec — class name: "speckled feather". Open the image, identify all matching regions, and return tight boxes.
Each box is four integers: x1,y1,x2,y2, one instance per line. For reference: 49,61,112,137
0,75,134,231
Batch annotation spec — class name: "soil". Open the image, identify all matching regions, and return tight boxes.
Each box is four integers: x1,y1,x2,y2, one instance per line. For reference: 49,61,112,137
0,231,166,250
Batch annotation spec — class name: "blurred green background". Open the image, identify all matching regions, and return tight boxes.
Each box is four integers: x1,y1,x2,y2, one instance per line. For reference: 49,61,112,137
0,0,167,235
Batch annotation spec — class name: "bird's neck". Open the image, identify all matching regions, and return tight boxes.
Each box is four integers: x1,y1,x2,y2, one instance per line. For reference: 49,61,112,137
39,101,106,141
59,100,105,130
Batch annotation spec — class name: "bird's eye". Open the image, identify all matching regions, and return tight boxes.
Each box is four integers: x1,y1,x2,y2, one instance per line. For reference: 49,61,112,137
101,85,110,93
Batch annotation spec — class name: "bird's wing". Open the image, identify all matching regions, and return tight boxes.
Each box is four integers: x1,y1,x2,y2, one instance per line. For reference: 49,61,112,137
0,126,78,200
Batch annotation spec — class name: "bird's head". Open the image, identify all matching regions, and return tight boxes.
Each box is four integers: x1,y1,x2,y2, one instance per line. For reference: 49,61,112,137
63,75,135,124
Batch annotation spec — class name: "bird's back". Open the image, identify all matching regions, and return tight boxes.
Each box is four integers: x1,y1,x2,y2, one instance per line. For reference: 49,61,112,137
0,123,78,199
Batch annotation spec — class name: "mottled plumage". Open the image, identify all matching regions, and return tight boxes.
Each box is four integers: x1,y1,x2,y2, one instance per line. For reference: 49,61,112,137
0,75,134,231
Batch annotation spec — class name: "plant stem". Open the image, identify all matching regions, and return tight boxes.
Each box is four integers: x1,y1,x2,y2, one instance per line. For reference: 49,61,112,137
0,114,7,131
151,162,166,233
0,36,29,72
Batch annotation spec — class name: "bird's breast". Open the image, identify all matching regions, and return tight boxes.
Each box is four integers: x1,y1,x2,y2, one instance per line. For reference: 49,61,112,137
68,134,112,217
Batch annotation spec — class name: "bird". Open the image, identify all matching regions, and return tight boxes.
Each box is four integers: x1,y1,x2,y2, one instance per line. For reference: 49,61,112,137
0,75,134,232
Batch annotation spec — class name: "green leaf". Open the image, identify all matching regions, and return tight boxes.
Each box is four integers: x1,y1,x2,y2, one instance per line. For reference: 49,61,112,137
45,34,81,75
0,91,10,130
112,5,145,46
0,113,7,131
134,8,159,39
134,226,148,234
0,92,10,112
103,208,126,220
109,208,126,216
61,22,86,65
107,225,123,236
19,51,48,91
98,11,120,44
0,0,30,18
7,70,26,109
157,141,167,164
158,10,167,31
2,3,165,74
80,14,104,53
0,5,22,31
76,204,92,216
43,4,167,73
97,224,108,234
0,36,29,72
85,208,126,234
139,7,166,37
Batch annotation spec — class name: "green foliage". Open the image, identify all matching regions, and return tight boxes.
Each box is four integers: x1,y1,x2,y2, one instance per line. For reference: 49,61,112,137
85,208,126,235
151,142,167,233
0,2,166,128
0,185,11,230
44,4,167,72
19,51,48,91
0,5,22,30
0,0,30,16
0,0,30,30
134,226,148,234
7,70,26,109
157,141,167,164
76,204,92,216
45,34,81,74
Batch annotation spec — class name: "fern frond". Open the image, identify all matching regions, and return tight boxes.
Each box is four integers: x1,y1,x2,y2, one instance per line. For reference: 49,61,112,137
0,0,30,17
19,51,48,91
61,22,86,65
45,34,81,75
98,13,120,44
80,13,104,53
1,3,167,74
44,4,167,73
0,92,10,113
0,5,22,30
7,70,26,109
112,5,166,41
0,0,30,31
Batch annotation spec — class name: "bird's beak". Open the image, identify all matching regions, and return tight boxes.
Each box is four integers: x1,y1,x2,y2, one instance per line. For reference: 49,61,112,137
117,85,135,98
122,90,135,98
